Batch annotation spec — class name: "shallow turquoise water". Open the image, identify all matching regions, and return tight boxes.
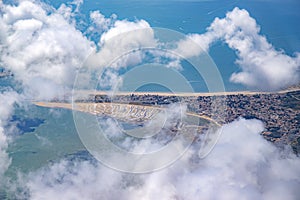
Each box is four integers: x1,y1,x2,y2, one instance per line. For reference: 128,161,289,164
6,106,85,178
1,0,299,186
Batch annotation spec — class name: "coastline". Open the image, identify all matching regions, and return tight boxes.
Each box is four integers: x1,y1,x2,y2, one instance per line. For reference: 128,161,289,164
74,87,300,97
33,102,221,126
34,87,300,127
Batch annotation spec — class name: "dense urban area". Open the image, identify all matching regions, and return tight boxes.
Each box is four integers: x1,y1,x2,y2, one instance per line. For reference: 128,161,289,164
93,88,300,154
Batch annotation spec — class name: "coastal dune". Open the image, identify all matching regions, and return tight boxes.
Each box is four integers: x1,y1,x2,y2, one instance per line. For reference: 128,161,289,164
33,101,221,126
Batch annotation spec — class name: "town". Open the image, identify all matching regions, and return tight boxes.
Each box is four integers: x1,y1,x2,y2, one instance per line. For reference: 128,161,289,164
93,89,300,154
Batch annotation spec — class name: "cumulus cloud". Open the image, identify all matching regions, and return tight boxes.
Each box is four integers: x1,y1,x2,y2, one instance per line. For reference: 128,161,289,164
86,19,156,70
82,18,160,92
16,118,300,200
90,11,115,32
85,10,117,43
0,0,94,100
0,1,299,200
100,103,187,154
0,91,19,183
0,0,168,185
100,19,153,45
0,0,94,186
176,7,300,90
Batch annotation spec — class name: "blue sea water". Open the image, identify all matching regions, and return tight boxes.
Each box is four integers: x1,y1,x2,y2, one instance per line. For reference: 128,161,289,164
2,0,300,180
44,0,300,91
6,105,85,177
3,0,299,91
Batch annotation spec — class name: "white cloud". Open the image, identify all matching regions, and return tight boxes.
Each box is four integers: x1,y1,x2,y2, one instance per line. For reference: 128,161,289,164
0,0,94,100
87,19,156,69
0,1,299,199
100,19,154,45
175,33,212,58
0,91,19,183
101,103,187,154
0,0,161,190
85,10,117,43
90,10,116,32
83,18,158,91
176,7,300,90
17,118,300,200
0,0,94,185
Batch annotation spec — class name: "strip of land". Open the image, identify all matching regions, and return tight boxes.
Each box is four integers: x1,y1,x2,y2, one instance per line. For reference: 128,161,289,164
74,88,300,97
34,101,221,126
34,86,300,154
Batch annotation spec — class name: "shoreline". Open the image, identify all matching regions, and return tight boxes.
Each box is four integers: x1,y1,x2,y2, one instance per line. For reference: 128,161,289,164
74,87,300,97
33,102,221,126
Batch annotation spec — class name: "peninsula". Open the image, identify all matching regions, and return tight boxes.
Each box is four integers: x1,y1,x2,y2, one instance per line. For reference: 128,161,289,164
34,87,300,154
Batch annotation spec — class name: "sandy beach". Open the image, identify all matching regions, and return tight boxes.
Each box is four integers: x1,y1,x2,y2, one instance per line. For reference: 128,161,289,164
73,87,300,97
34,87,300,127
33,101,221,126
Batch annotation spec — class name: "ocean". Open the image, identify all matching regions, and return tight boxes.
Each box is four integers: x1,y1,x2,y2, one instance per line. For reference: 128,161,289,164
2,0,300,184
45,0,300,92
